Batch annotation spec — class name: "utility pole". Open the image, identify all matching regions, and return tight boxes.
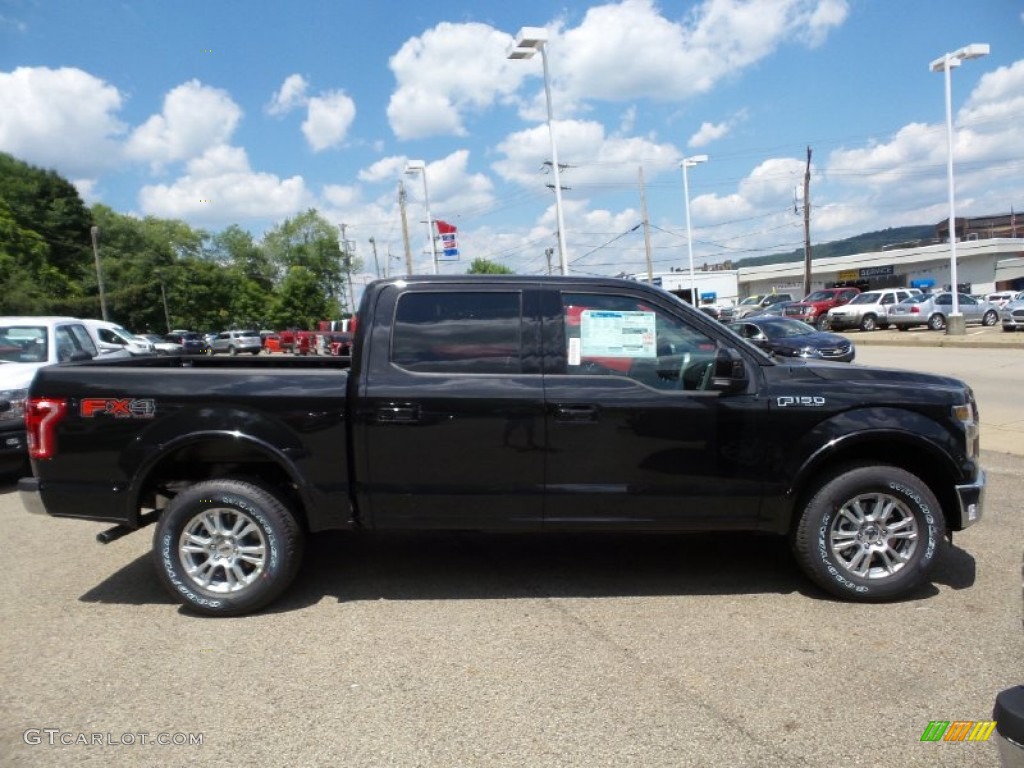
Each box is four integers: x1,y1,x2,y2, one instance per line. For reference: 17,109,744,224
160,281,171,332
90,226,109,321
398,180,413,275
339,223,356,316
368,237,381,278
544,247,554,275
638,166,654,284
802,146,813,297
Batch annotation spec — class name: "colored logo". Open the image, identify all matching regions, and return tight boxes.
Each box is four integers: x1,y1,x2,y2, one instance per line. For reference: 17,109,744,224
920,720,996,742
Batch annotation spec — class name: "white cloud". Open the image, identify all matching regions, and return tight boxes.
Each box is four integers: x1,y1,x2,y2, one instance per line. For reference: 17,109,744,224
493,119,680,188
387,21,529,139
301,90,356,151
137,145,311,223
0,66,125,176
358,156,412,183
126,80,242,168
267,74,309,116
689,120,732,147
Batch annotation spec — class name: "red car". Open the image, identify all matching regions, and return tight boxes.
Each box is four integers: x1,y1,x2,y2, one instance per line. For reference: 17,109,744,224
783,287,860,329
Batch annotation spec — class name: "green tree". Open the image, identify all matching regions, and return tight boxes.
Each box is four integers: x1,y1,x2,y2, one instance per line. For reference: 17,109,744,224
269,266,334,329
466,258,514,275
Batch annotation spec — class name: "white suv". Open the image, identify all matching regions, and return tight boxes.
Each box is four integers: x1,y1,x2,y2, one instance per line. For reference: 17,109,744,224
827,288,920,332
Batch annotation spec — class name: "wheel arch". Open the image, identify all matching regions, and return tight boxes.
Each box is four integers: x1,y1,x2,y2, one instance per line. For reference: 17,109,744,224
126,431,311,532
785,432,961,537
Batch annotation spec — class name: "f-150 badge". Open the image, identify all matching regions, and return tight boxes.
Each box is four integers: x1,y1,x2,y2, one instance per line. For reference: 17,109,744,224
777,396,826,407
80,398,156,418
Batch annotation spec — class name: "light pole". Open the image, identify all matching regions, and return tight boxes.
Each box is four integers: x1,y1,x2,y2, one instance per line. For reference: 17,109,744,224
89,226,109,321
507,26,569,275
404,161,438,275
930,43,990,335
681,155,708,307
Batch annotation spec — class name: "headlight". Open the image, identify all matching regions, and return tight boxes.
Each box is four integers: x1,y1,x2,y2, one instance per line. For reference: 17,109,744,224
0,388,28,422
952,400,980,458
797,347,823,358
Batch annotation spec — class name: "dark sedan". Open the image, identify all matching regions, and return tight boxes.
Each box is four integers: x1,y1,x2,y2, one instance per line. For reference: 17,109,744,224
727,316,855,362
164,331,210,355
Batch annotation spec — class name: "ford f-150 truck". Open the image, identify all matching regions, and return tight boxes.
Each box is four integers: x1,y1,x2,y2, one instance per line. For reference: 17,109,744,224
19,275,986,616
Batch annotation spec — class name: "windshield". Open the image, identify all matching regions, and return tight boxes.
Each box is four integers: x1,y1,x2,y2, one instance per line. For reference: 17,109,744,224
739,297,761,306
803,291,836,302
902,294,930,304
0,325,48,363
759,318,815,339
848,292,880,304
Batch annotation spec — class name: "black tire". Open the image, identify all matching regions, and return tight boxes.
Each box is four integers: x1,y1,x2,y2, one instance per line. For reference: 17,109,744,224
815,315,829,331
251,349,261,355
982,310,998,326
859,314,877,332
927,313,946,331
896,325,908,332
228,345,237,356
878,322,890,330
791,465,945,601
153,479,304,616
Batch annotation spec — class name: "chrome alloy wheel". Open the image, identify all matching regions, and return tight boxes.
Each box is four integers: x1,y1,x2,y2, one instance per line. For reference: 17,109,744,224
178,508,268,593
828,493,919,579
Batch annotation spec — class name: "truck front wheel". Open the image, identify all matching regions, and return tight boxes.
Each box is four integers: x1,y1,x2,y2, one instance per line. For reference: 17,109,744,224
153,479,304,616
791,465,945,601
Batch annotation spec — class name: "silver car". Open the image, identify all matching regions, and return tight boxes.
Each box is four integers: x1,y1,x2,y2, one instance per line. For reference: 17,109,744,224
887,292,999,331
826,288,918,332
1000,291,1024,332
209,330,262,355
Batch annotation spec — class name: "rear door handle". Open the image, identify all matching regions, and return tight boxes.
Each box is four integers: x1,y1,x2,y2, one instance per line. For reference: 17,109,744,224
554,404,599,423
376,404,421,423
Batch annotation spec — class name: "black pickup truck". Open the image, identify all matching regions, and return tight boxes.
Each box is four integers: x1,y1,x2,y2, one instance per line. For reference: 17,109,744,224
19,275,985,615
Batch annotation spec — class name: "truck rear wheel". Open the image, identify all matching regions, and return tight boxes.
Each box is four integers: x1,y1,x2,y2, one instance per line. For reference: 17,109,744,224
791,464,944,601
153,479,303,616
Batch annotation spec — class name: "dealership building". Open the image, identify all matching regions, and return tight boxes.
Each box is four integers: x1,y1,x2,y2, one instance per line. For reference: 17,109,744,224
640,214,1024,305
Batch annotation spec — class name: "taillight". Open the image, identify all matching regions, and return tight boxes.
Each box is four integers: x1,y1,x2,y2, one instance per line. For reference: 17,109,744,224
26,398,67,460
910,306,920,314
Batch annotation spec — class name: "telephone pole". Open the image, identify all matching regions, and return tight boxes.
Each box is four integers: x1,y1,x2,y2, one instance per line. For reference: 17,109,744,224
638,166,654,284
802,146,813,297
398,180,413,275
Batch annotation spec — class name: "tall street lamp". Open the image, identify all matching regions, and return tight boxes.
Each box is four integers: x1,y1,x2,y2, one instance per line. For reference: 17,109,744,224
405,160,438,274
930,43,990,335
681,155,708,307
507,26,569,275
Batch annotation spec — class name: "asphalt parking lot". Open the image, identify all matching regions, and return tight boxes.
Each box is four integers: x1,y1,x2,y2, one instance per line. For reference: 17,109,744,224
1,332,1020,768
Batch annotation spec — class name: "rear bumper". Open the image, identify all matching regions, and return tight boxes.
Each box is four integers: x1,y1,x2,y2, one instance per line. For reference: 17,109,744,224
18,476,46,516
953,468,986,530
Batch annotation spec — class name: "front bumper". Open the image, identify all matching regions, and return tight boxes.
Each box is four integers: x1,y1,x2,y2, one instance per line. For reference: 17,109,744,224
953,468,986,530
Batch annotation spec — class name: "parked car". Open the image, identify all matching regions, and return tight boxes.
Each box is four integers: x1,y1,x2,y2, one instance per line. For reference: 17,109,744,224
783,287,861,329
0,316,97,472
888,292,999,331
985,291,1017,309
727,315,855,362
1000,293,1024,332
747,300,800,318
719,293,794,322
83,319,154,356
826,288,920,331
208,330,262,355
165,332,210,355
141,334,183,356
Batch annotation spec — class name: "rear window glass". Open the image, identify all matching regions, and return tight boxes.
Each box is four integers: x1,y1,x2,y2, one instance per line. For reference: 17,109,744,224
392,292,522,374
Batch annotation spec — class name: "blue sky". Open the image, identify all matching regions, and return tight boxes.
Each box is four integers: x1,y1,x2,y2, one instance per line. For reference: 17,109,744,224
2,0,1022,283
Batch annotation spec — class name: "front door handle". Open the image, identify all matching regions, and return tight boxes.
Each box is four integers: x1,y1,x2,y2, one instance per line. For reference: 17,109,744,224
376,404,421,423
554,404,599,423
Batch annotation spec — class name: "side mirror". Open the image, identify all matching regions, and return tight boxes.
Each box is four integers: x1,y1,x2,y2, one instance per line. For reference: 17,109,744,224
711,347,748,393
69,350,93,362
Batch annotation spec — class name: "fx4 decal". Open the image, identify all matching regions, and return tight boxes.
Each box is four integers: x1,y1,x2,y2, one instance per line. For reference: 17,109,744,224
777,396,826,407
80,398,156,419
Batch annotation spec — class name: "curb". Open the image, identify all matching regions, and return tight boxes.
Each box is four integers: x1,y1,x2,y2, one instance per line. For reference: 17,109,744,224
837,330,1024,350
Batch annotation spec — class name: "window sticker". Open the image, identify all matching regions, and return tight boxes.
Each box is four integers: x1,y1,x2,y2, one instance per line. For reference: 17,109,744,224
580,310,656,358
568,336,581,366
